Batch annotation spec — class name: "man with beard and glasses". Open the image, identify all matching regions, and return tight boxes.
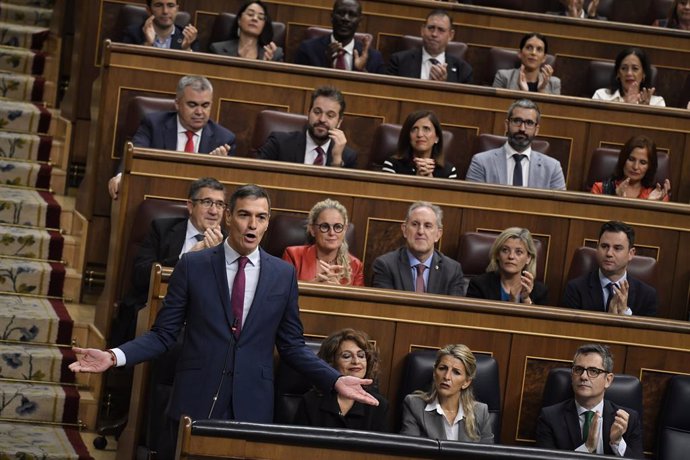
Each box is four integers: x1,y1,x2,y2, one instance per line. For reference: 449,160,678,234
121,0,199,51
294,0,386,74
256,86,357,168
465,99,566,190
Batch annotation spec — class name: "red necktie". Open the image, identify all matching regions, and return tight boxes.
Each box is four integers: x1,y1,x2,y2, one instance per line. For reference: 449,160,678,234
313,146,325,166
334,49,347,70
231,256,248,337
184,130,195,153
415,264,426,293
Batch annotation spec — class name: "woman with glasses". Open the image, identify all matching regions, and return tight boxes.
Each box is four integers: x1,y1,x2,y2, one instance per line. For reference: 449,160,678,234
591,135,670,201
382,110,457,179
294,328,389,431
401,344,494,443
209,0,283,61
466,227,548,305
592,48,665,106
282,198,364,286
492,33,561,95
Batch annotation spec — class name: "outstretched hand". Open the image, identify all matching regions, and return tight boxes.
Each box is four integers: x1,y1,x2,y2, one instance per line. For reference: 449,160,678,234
334,375,379,406
69,347,114,373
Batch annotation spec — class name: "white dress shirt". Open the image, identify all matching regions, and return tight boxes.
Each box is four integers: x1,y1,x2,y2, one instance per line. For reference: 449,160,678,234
504,142,532,186
176,116,203,152
330,34,354,69
421,48,446,80
304,132,332,165
425,397,465,440
575,399,627,456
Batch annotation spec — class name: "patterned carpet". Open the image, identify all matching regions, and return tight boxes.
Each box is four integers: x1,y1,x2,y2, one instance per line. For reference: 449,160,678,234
0,0,92,457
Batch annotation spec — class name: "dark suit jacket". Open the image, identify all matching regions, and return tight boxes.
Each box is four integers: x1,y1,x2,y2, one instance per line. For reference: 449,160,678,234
562,270,657,317
294,34,386,74
294,388,389,432
400,394,494,443
466,270,548,305
371,247,465,296
256,129,357,168
119,246,340,422
387,47,473,84
535,399,643,458
117,111,236,174
121,23,200,51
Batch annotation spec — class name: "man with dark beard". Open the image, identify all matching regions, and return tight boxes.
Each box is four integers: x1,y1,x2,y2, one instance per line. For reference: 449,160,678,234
256,86,358,168
465,99,566,190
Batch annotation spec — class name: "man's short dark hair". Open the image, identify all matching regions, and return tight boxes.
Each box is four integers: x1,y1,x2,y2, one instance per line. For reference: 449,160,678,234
187,177,225,199
146,0,178,8
228,184,271,214
426,8,453,26
574,343,614,373
507,98,541,124
309,86,346,118
599,221,635,247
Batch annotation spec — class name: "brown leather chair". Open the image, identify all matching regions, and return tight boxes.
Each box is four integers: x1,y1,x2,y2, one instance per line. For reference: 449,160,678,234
207,12,286,50
586,60,658,99
249,110,308,154
488,47,556,86
473,133,550,156
304,26,371,44
114,96,176,164
565,247,658,290
261,213,356,259
456,231,545,282
114,4,191,42
367,123,454,171
583,146,670,191
400,35,468,62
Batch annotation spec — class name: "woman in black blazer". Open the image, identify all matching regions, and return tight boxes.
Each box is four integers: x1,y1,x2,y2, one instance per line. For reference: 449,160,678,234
466,227,548,305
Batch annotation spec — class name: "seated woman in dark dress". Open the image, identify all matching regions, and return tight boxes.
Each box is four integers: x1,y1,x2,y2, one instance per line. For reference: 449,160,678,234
466,227,548,305
294,328,389,431
209,0,283,61
382,110,457,179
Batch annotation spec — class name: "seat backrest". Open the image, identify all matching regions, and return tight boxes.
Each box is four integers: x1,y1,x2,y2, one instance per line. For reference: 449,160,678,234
565,247,658,291
456,231,545,282
657,375,690,460
541,368,643,420
273,339,324,424
488,47,556,85
250,110,308,154
586,60,658,99
260,213,356,259
473,133,550,156
400,35,468,62
114,4,191,41
208,12,286,50
367,123,454,171
396,349,502,441
583,146,670,192
304,26,371,44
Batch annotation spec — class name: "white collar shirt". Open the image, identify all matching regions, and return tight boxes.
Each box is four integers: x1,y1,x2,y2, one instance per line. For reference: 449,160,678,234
504,142,532,186
424,397,465,440
304,132,332,165
176,116,203,152
330,34,355,70
421,47,446,80
223,240,261,327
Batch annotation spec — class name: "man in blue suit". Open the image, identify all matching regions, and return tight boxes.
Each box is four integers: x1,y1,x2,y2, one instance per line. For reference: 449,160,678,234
465,99,566,190
108,75,236,199
70,184,378,453
294,0,386,74
120,0,199,51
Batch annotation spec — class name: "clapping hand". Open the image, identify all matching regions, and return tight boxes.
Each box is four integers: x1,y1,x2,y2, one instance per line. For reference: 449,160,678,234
315,259,344,284
180,24,198,51
608,280,629,315
353,34,372,71
537,64,554,92
413,157,435,177
263,42,278,61
648,179,671,201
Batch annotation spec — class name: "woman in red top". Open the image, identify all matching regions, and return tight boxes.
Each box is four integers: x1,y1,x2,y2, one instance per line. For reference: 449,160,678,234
282,198,364,286
591,135,670,201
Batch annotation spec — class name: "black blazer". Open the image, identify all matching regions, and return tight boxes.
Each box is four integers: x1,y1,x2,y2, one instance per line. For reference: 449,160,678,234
371,247,465,296
120,23,200,51
387,47,473,84
561,270,657,317
535,399,643,458
256,129,357,168
294,388,389,432
294,34,386,74
466,271,548,305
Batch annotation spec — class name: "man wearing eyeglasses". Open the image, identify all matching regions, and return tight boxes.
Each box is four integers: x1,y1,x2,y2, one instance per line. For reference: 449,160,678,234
387,9,472,84
536,343,643,458
465,99,566,190
110,177,227,346
108,75,236,199
562,221,657,316
371,201,465,295
121,0,199,51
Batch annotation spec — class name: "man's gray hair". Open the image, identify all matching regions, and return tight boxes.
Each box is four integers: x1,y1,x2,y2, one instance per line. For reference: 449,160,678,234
405,201,443,229
507,98,541,124
176,75,213,98
574,343,614,373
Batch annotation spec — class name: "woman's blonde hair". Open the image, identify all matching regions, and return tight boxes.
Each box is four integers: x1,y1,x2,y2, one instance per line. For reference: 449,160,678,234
307,198,352,283
486,227,538,277
420,344,480,441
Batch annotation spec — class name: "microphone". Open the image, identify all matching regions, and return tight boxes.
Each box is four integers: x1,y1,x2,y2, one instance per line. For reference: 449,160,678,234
208,324,237,419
